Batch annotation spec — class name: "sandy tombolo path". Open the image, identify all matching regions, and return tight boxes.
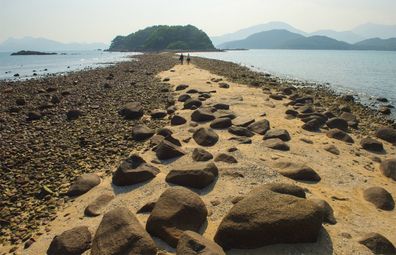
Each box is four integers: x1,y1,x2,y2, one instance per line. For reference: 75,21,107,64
15,63,395,255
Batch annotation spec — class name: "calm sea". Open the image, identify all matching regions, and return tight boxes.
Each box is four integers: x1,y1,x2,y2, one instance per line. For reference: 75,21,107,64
0,50,139,80
192,50,396,109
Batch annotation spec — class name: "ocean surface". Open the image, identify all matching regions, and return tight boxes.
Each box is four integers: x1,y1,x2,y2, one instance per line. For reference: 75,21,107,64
192,49,396,109
0,50,139,80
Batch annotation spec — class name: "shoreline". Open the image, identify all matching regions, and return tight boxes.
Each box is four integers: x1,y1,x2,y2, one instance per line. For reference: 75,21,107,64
1,54,396,254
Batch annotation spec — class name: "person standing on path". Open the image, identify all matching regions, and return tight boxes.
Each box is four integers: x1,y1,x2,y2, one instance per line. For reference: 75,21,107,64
179,53,184,65
187,54,191,65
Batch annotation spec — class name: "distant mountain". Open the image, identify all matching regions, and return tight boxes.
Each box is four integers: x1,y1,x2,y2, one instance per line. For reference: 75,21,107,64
309,30,364,44
210,22,306,46
219,29,396,51
109,25,215,52
354,38,396,51
219,30,304,49
0,37,108,52
352,23,396,40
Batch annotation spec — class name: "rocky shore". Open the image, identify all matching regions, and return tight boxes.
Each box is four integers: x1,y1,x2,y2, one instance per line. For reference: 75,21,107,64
1,54,396,255
0,54,177,250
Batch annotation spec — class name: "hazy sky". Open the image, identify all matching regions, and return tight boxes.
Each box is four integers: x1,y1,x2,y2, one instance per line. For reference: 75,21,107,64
1,0,396,43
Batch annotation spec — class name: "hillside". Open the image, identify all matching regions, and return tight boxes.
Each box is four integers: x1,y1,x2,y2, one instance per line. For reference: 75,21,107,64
354,38,396,51
219,29,396,51
109,25,215,52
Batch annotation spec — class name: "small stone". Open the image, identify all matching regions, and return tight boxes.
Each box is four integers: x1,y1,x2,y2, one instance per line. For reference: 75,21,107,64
214,153,238,164
171,115,187,126
363,187,394,211
47,226,91,255
85,193,115,217
192,148,213,162
358,233,396,254
264,129,291,141
324,145,340,155
360,138,384,152
193,128,219,146
263,138,290,151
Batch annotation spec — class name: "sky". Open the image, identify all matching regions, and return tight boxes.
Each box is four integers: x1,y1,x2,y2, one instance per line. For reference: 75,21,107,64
1,0,396,43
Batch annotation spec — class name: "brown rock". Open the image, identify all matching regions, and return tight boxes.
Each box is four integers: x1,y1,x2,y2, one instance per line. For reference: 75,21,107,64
85,193,115,217
363,187,394,211
358,233,396,254
47,226,91,255
379,159,396,181
176,231,225,255
67,174,101,197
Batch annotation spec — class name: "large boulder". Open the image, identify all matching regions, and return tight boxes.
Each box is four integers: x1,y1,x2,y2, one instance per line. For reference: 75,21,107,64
358,233,396,255
191,109,216,122
67,174,101,197
176,231,225,255
263,129,291,141
214,183,323,249
232,117,255,127
85,193,115,217
119,102,144,120
228,126,254,137
210,118,232,129
166,163,218,189
326,118,348,132
47,226,91,255
146,187,208,247
171,115,187,126
248,119,270,135
156,140,186,160
192,148,213,162
310,199,337,225
274,161,321,182
193,128,219,146
360,137,384,152
326,129,354,143
132,125,155,141
184,98,202,109
112,154,160,186
375,127,396,143
91,207,157,255
263,138,290,151
363,187,394,211
379,159,396,181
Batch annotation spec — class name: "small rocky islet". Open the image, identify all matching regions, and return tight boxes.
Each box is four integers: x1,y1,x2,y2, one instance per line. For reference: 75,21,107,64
1,53,396,254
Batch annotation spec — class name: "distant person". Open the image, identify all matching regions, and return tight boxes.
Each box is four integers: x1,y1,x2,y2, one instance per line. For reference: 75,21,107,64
187,54,191,65
179,53,184,65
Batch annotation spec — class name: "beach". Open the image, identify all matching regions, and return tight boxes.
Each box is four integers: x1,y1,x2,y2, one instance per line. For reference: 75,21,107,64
1,53,395,254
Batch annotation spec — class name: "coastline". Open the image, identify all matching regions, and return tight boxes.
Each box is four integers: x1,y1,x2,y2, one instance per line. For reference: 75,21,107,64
1,53,395,254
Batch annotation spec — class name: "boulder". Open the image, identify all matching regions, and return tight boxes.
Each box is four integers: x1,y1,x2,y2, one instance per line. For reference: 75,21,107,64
326,129,354,143
150,109,167,119
266,183,306,198
214,153,238,164
326,118,348,132
210,118,232,129
132,125,155,141
193,128,219,146
47,226,91,255
192,148,213,162
274,161,321,182
176,231,225,255
191,109,215,122
27,111,42,121
184,98,202,109
178,94,191,102
67,174,101,197
119,102,144,120
91,207,157,255
219,82,230,88
112,154,160,186
171,115,187,126
248,119,270,135
363,187,394,211
376,127,396,143
340,112,359,128
263,129,291,141
66,109,83,121
214,184,323,249
324,145,340,155
166,163,218,189
232,117,255,127
358,233,396,255
187,88,199,94
85,193,115,217
302,119,323,131
310,199,337,225
228,126,254,137
380,159,396,181
156,140,186,160
263,138,290,151
360,138,384,152
213,103,229,110
146,187,208,247
176,84,189,91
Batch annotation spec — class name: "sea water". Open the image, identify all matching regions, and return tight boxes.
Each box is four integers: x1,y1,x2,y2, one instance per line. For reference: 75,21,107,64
0,50,139,80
